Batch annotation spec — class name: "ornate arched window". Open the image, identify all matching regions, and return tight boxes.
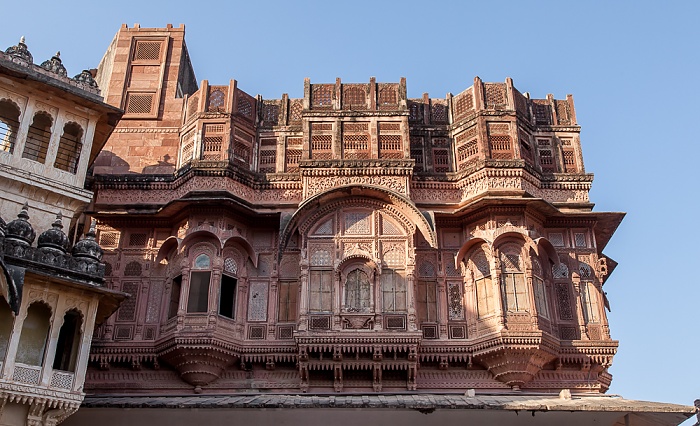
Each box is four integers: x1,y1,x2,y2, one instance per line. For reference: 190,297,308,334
0,297,14,362
468,246,494,318
0,99,21,153
532,257,549,319
54,122,83,173
344,268,371,313
22,112,52,163
499,244,529,312
218,257,237,320
16,302,52,366
187,253,211,313
53,309,82,372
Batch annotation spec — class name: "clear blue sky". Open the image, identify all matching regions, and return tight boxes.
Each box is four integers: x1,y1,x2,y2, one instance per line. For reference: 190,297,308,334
3,0,698,415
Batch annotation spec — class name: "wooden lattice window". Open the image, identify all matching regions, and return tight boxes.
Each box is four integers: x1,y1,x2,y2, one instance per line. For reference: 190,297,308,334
532,259,549,319
416,280,438,323
309,270,333,312
0,100,20,154
54,122,83,173
382,269,406,312
500,247,529,312
469,248,494,319
22,112,52,163
581,282,600,323
278,281,299,322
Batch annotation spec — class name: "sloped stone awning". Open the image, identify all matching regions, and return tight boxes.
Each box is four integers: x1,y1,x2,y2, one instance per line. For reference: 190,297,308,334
66,394,696,426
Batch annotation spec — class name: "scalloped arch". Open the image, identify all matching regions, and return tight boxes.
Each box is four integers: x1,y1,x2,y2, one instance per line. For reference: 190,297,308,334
278,184,437,260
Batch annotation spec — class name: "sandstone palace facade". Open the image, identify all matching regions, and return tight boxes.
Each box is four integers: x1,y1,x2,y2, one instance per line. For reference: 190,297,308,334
76,23,626,395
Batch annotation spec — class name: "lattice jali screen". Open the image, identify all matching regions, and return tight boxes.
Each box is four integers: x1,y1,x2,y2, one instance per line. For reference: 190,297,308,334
202,136,223,160
286,149,302,172
379,135,403,159
533,100,552,125
259,149,276,173
408,101,423,122
117,282,139,321
311,134,333,159
312,85,334,109
125,93,154,114
449,324,466,339
555,100,572,125
421,324,438,339
562,149,577,172
277,324,295,339
248,325,266,340
234,89,255,119
433,148,450,172
555,283,574,321
13,364,41,385
289,100,303,123
133,41,162,61
520,132,534,165
98,231,119,248
50,370,74,390
378,85,398,110
207,88,227,112
489,135,513,160
411,149,424,172
431,101,448,123
453,88,474,121
309,315,331,330
484,83,507,109
312,122,333,131
539,149,555,172
513,89,529,119
262,101,279,126
343,85,367,109
385,315,406,330
343,134,370,159
233,141,250,164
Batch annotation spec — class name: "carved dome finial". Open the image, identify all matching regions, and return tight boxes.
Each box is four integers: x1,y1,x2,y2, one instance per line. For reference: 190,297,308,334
6,202,36,245
38,212,70,253
5,36,33,63
73,69,98,89
72,219,103,261
40,51,67,77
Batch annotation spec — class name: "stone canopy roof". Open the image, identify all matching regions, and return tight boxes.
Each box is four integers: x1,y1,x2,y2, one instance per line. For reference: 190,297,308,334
76,393,697,426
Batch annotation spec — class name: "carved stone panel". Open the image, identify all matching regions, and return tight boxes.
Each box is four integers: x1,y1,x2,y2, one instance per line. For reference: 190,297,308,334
248,281,268,322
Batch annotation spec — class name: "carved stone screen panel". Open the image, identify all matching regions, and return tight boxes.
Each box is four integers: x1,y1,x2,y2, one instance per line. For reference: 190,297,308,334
248,281,268,322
